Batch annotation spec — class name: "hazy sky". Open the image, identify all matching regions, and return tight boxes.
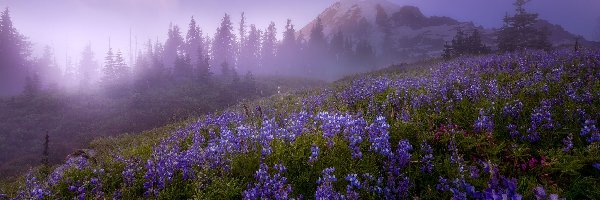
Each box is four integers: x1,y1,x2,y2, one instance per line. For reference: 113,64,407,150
1,0,599,67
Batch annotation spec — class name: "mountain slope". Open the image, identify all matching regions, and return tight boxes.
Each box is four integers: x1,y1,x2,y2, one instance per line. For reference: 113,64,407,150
300,0,596,62
2,48,600,199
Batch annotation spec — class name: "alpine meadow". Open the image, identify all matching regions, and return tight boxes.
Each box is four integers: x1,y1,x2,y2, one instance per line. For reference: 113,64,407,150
1,0,600,199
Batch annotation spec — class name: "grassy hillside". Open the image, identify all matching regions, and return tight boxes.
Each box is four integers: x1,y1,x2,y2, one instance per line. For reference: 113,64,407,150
2,49,600,199
0,76,325,179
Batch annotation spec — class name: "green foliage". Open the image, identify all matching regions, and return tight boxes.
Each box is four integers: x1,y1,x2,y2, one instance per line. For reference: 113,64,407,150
497,0,551,52
443,28,491,59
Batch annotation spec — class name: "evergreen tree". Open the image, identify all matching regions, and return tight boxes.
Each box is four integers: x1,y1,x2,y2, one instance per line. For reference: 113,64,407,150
443,28,490,59
36,46,61,88
281,19,296,52
113,50,129,84
375,5,394,59
239,24,261,73
174,53,193,81
309,17,327,52
0,7,30,96
261,22,277,69
497,0,551,52
212,14,237,73
63,56,77,89
101,48,115,87
308,17,328,72
239,12,247,49
150,40,166,83
185,17,203,65
196,48,211,82
164,24,184,70
237,13,248,72
277,19,298,69
329,30,345,63
78,43,98,91
465,29,490,55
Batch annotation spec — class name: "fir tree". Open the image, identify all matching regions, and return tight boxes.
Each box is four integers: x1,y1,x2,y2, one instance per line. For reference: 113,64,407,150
113,50,129,84
185,17,203,65
375,5,394,59
443,28,490,59
281,19,297,52
196,50,211,82
261,22,277,69
497,0,551,52
239,24,261,72
0,7,30,95
330,30,345,57
36,45,61,87
164,24,184,69
278,19,299,68
174,53,193,81
101,48,115,88
78,44,98,91
239,12,247,49
212,14,237,72
309,17,327,51
465,29,490,55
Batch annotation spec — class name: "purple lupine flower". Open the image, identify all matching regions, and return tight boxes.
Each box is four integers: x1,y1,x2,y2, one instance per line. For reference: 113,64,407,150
315,167,343,200
90,177,104,199
112,189,122,200
580,119,597,136
503,100,523,119
562,134,573,152
508,124,520,138
243,163,293,200
437,176,482,199
345,116,367,159
469,166,480,179
526,101,555,142
420,141,434,173
448,138,463,167
346,174,361,190
367,116,392,157
384,173,411,199
345,174,361,200
588,132,600,143
474,109,494,133
436,176,450,192
259,118,277,157
593,163,600,171
534,186,546,200
318,112,348,148
122,159,138,187
24,172,47,200
392,139,413,170
309,145,320,164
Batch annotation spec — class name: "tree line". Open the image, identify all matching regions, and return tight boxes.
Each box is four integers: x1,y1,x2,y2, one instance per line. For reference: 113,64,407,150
443,0,552,59
0,9,379,97
0,0,570,96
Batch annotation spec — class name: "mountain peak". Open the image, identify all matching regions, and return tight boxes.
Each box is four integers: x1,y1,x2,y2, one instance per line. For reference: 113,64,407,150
300,0,402,37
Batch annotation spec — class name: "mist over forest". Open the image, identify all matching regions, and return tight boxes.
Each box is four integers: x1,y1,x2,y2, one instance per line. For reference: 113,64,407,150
1,0,600,199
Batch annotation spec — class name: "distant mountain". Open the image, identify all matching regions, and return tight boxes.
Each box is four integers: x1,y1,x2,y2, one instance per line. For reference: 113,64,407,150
299,0,597,63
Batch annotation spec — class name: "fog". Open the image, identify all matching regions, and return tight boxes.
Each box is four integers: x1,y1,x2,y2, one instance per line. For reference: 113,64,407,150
1,0,599,179
3,0,599,73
